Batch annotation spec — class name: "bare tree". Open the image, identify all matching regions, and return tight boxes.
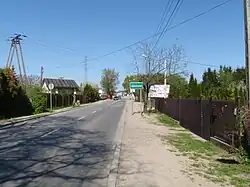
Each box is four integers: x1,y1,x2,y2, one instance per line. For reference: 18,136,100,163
130,43,187,112
28,75,41,86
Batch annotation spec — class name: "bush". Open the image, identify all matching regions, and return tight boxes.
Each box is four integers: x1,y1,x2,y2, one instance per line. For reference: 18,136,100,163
26,86,47,114
83,84,100,103
0,68,33,118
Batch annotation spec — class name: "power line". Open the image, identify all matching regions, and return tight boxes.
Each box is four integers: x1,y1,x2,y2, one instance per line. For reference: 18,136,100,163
155,0,175,34
182,60,220,68
87,0,233,63
152,0,184,50
28,37,78,54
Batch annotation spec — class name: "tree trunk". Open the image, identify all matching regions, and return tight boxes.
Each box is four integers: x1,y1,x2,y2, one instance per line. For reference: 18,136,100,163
143,84,149,113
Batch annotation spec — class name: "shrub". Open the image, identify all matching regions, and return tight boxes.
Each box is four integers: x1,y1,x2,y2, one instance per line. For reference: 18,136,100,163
26,86,47,114
0,68,33,118
83,84,100,103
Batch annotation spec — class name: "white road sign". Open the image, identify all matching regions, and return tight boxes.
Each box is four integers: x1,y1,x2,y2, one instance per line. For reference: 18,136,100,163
48,83,54,90
149,84,170,98
130,88,135,93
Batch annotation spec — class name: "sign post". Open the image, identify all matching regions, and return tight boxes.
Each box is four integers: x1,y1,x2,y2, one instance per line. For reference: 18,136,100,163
130,82,143,114
48,83,54,111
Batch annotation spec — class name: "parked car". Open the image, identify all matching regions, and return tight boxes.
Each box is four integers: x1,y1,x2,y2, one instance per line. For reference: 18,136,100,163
113,96,119,100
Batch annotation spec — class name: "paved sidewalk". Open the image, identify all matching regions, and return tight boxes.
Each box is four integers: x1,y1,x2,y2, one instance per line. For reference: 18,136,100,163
117,102,222,187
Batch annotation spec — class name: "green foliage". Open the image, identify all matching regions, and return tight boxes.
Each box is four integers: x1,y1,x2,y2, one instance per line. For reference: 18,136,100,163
123,66,246,102
0,68,33,118
183,66,246,101
101,68,119,96
26,86,47,114
83,84,99,103
122,73,189,98
167,74,189,98
188,73,200,99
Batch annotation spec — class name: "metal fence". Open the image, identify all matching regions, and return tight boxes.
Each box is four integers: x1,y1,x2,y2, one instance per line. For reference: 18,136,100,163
155,98,238,146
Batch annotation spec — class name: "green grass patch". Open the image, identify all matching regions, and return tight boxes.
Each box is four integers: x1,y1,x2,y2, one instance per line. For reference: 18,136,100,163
165,132,223,156
158,115,180,128
211,163,250,187
163,132,250,187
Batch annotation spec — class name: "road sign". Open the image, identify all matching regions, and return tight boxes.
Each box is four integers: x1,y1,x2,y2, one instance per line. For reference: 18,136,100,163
48,83,54,90
130,88,135,93
130,82,143,89
149,84,170,98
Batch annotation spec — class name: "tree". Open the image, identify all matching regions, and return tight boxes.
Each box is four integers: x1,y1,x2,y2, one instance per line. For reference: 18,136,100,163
0,67,33,118
201,68,219,99
28,75,41,86
100,68,119,96
80,82,98,92
122,75,140,93
129,43,187,112
168,74,189,98
83,84,99,102
26,85,47,114
188,73,200,99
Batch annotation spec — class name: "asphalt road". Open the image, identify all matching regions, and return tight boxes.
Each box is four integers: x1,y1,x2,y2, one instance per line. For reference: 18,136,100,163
0,99,126,187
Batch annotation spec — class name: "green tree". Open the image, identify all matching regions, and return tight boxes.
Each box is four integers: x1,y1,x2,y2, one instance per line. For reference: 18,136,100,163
188,73,200,99
167,74,189,98
83,84,99,103
122,75,139,93
101,68,119,96
0,67,33,118
26,85,47,114
201,68,219,99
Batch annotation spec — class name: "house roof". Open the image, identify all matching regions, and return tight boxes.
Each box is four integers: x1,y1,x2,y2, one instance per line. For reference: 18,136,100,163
43,78,79,89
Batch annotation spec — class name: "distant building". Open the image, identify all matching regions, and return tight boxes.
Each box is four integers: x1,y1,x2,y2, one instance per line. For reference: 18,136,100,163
42,78,80,94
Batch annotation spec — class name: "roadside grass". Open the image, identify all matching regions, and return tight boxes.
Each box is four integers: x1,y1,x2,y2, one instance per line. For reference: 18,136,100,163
158,114,180,128
159,114,250,187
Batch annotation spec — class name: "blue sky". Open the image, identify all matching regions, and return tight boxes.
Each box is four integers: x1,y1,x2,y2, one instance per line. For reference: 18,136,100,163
0,0,244,89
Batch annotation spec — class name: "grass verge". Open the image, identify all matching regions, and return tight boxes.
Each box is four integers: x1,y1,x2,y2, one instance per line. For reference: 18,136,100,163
158,114,180,128
159,114,250,187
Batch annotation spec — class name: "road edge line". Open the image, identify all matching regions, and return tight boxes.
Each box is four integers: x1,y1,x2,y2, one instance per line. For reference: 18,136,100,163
107,100,127,187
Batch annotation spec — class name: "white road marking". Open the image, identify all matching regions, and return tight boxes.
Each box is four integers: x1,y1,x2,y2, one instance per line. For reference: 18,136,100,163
77,116,85,120
41,128,60,138
92,111,96,114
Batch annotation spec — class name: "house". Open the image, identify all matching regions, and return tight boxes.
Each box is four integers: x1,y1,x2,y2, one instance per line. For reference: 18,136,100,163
42,78,80,94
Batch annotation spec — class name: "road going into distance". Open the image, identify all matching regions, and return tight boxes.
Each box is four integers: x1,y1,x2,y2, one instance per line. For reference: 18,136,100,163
0,99,126,187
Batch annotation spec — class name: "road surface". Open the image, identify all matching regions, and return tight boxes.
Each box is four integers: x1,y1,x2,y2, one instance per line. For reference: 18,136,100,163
0,99,126,187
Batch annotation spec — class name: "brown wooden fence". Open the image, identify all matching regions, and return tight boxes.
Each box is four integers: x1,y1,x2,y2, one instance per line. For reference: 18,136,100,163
155,98,238,146
44,94,87,108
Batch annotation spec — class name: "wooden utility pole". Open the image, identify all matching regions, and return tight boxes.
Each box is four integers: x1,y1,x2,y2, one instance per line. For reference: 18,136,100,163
244,0,250,107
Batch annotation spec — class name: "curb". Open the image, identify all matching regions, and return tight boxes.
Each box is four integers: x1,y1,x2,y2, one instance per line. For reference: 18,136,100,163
0,101,107,128
107,101,127,187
